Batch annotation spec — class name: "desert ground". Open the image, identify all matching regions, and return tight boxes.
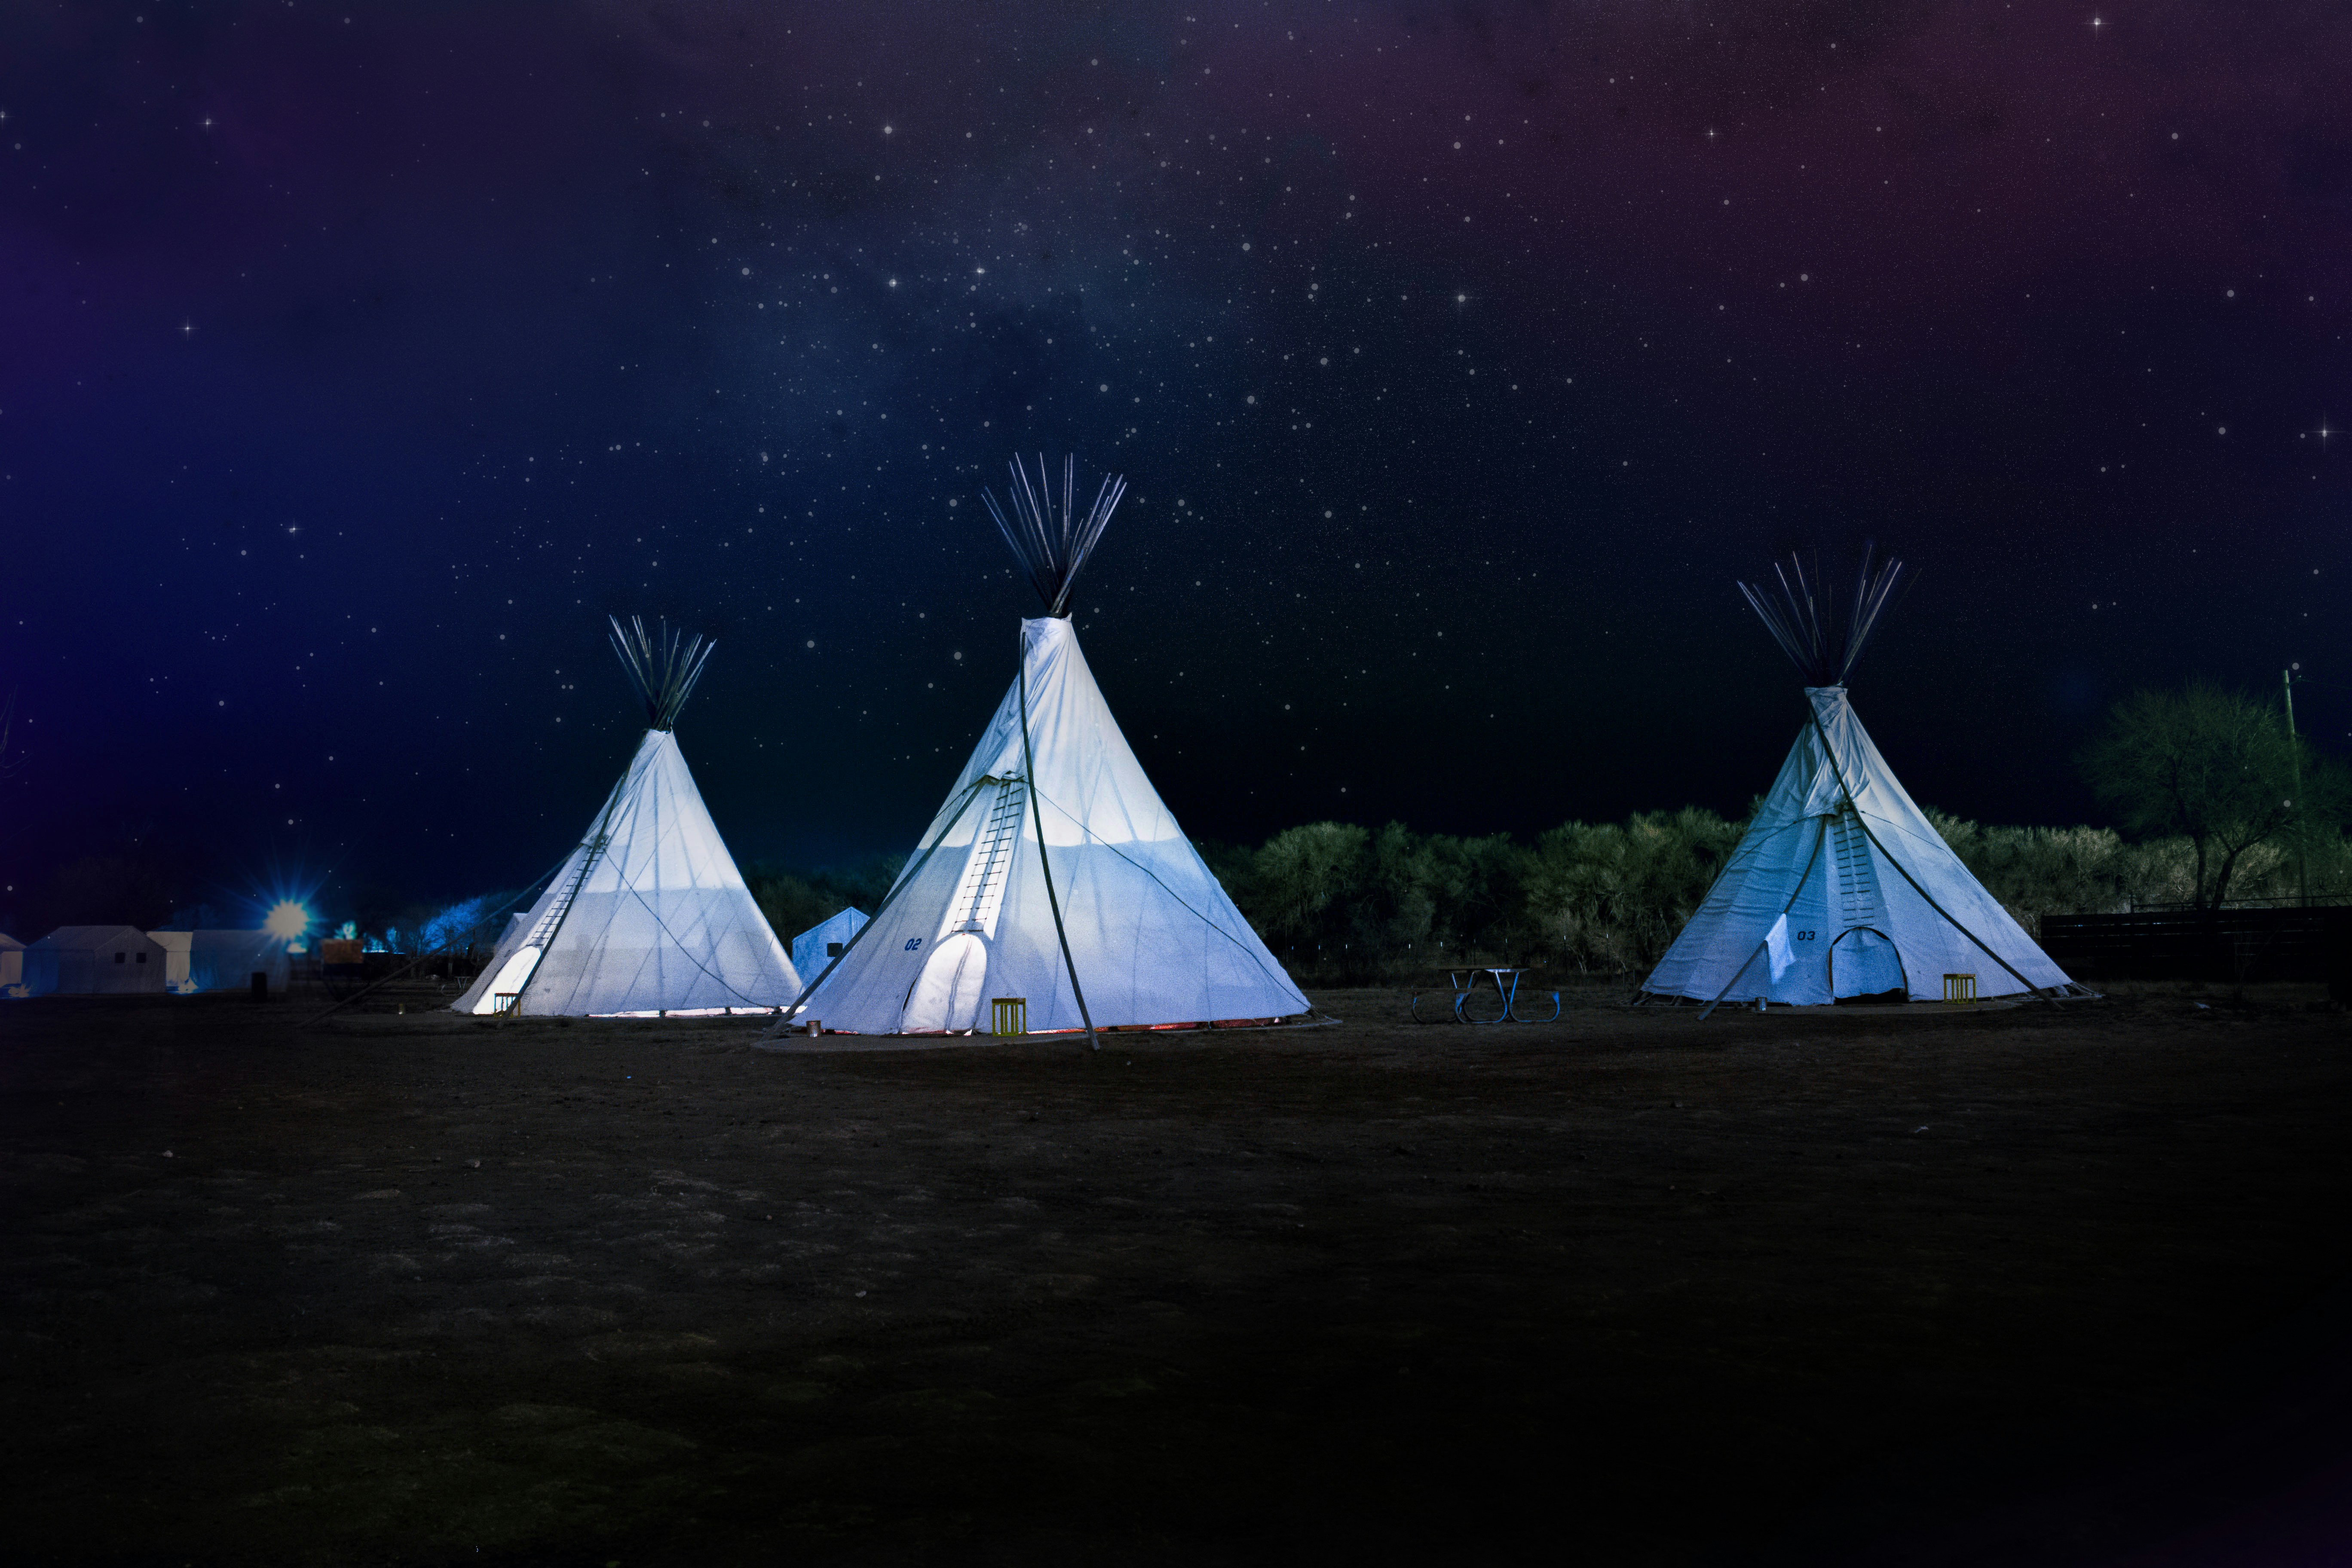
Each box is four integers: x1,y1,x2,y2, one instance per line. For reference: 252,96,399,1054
5,981,2351,1565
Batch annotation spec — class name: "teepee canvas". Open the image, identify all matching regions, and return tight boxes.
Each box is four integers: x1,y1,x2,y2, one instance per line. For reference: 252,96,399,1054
1642,555,2081,1009
453,618,801,1017
791,456,1308,1041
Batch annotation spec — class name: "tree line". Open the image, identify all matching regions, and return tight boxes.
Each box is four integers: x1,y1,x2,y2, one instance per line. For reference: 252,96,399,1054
1193,808,2351,985
24,681,2322,983
740,682,2352,986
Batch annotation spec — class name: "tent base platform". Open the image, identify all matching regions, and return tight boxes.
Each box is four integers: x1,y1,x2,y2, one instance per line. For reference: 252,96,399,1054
588,1006,794,1020
1636,981,2102,1016
751,1014,1340,1053
1687,998,2025,1018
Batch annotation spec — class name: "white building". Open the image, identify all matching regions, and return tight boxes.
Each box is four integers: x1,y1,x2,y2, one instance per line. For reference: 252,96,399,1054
147,930,293,995
24,926,169,995
790,907,869,983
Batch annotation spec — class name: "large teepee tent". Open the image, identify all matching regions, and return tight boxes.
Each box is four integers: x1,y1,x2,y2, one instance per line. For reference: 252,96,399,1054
453,618,801,1017
1642,554,2083,1010
788,456,1308,1043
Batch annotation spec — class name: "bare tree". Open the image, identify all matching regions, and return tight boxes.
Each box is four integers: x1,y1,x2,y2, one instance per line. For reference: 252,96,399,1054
2081,683,2346,908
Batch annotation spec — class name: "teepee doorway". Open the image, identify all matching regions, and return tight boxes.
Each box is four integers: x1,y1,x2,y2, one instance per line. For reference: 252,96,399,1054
1830,927,1907,1004
900,932,991,1032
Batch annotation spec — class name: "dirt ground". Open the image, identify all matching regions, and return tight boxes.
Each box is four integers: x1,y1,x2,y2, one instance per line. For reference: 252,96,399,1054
6,981,2352,1565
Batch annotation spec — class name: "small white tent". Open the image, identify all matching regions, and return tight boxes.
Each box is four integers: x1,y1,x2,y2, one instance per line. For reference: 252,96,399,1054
453,618,802,1017
791,907,868,980
791,456,1308,1041
24,926,168,995
0,932,23,995
1642,554,2082,1010
149,930,193,989
148,930,293,995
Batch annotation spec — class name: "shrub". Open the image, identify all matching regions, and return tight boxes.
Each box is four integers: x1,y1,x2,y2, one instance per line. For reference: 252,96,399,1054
743,855,906,947
1528,808,1746,973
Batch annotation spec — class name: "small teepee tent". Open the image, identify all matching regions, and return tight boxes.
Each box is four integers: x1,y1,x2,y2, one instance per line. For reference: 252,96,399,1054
1642,554,2082,1010
790,456,1308,1042
453,618,801,1017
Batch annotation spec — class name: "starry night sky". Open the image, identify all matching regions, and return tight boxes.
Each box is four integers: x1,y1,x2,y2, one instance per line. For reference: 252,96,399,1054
3,0,2348,925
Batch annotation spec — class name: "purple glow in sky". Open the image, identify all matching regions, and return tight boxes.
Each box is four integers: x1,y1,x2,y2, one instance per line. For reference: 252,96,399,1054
2,0,2346,924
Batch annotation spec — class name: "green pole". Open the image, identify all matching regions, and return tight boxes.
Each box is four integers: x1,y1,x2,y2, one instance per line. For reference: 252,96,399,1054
1020,637,1099,1053
2285,668,2308,905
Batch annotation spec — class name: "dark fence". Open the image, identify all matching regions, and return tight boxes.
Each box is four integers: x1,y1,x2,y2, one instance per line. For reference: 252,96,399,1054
2041,906,2352,989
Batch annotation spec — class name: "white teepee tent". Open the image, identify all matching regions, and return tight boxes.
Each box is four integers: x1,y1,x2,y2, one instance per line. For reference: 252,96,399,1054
453,618,801,1017
1641,555,2082,1010
789,457,1308,1042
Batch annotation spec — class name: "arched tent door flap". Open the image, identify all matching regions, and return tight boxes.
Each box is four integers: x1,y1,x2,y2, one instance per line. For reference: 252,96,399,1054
1830,926,1908,1003
900,932,990,1032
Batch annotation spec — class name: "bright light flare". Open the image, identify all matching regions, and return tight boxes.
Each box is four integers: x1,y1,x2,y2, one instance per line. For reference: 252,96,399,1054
263,900,311,942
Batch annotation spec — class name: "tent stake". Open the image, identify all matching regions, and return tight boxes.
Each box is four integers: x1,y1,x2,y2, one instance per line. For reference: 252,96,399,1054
1020,647,1098,1052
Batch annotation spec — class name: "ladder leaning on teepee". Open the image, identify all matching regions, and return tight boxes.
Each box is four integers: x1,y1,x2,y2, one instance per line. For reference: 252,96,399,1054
529,831,609,950
499,828,609,1003
946,781,1026,937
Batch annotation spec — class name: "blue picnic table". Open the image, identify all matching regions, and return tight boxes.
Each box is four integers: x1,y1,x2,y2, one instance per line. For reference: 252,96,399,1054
1410,967,1562,1024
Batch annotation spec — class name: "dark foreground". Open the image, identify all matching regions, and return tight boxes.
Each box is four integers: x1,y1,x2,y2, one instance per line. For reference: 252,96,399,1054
6,985,2352,1565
